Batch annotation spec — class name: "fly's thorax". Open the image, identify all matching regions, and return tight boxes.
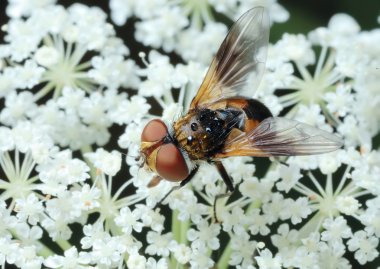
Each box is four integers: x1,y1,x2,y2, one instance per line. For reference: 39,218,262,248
173,108,243,160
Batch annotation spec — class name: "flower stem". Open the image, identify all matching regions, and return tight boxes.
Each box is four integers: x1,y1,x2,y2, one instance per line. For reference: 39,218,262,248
180,217,190,244
170,210,181,268
216,240,232,269
170,209,190,268
38,243,55,257
56,239,72,251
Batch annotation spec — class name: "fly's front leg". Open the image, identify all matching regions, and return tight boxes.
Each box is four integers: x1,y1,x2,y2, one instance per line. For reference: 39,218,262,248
213,161,235,222
214,161,235,192
153,166,199,209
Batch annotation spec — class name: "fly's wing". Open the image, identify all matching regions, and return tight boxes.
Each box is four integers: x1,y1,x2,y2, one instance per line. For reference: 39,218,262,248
189,7,270,110
215,117,344,158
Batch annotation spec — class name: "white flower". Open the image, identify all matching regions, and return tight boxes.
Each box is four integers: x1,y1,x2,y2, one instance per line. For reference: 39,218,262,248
34,46,60,67
138,51,176,98
0,91,37,126
0,126,15,151
78,92,111,127
235,0,289,24
347,231,379,265
14,222,43,244
12,121,52,153
328,13,360,36
6,0,56,18
318,242,350,269
56,87,85,112
127,250,147,269
88,55,140,89
0,68,17,98
360,206,380,238
336,196,360,216
220,206,247,234
162,102,183,122
13,60,45,89
224,157,256,184
239,176,274,203
247,209,271,236
146,257,168,269
323,84,354,117
229,232,257,267
321,217,352,243
44,246,91,269
109,95,151,125
271,224,299,251
109,0,134,25
13,245,43,269
276,33,315,65
171,243,191,264
2,3,139,100
85,148,121,176
318,153,340,175
145,231,172,257
275,163,302,193
189,244,215,269
37,150,90,193
115,206,144,234
262,192,285,224
0,237,20,266
176,22,227,64
280,197,312,224
255,249,282,269
292,247,318,269
91,235,127,267
71,184,101,211
135,7,188,51
136,204,165,232
169,189,207,224
118,122,143,151
187,220,221,250
293,104,332,132
14,193,44,225
338,115,371,147
45,190,82,223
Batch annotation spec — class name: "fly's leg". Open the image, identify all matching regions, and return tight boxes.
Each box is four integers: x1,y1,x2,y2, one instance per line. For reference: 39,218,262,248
213,161,235,222
153,166,199,209
215,161,234,192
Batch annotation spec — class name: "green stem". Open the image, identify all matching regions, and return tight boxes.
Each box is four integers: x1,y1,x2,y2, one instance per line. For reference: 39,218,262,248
38,242,55,257
180,217,190,244
170,210,190,268
172,210,181,241
55,239,72,251
216,240,232,269
170,210,181,268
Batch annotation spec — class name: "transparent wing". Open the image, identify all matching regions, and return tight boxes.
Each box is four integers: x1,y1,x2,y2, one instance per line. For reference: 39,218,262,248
216,117,344,158
190,7,270,109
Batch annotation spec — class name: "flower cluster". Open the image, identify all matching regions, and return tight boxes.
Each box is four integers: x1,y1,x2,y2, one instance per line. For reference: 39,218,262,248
0,0,379,268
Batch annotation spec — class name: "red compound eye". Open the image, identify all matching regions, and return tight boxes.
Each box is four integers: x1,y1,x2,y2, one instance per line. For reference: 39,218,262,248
141,119,168,142
156,143,189,182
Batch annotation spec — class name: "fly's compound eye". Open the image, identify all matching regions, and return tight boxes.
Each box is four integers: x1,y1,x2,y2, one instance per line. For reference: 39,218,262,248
141,119,168,142
156,143,189,182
